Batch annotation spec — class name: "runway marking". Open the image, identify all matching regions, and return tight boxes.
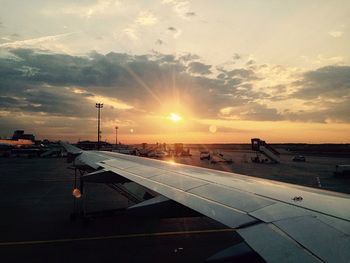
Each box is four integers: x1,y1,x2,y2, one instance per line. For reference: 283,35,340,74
0,228,236,246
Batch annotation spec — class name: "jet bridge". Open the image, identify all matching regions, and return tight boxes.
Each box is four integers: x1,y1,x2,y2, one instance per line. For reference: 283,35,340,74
251,138,280,163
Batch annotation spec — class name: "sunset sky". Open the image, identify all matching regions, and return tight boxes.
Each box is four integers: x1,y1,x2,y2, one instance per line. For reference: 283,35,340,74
0,0,350,143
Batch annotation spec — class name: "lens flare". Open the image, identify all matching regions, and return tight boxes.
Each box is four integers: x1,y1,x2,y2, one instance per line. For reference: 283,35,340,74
209,125,217,133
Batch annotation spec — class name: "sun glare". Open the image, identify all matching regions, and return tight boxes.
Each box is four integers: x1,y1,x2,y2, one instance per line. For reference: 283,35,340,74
169,113,182,122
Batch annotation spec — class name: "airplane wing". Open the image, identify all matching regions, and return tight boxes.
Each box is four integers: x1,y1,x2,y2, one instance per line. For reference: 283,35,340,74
62,143,350,263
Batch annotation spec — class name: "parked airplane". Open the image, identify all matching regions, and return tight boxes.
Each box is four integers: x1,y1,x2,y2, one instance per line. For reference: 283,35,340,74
62,142,350,263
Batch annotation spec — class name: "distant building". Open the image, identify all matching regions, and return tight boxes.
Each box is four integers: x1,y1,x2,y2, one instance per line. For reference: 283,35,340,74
12,130,35,141
77,140,112,150
0,130,35,146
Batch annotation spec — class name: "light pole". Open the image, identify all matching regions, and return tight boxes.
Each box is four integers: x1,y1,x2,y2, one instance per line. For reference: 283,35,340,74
95,103,103,150
115,126,119,148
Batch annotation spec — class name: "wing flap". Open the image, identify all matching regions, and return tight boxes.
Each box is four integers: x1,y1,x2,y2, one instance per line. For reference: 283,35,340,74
274,216,350,263
237,223,321,263
250,203,313,222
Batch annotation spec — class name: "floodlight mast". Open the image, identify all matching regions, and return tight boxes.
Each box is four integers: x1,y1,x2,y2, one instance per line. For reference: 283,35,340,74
115,126,119,148
95,103,103,150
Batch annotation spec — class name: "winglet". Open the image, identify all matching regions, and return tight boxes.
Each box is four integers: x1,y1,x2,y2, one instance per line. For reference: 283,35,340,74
60,141,82,155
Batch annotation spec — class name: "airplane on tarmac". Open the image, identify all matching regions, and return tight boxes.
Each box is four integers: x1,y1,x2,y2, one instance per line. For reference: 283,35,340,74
61,142,350,263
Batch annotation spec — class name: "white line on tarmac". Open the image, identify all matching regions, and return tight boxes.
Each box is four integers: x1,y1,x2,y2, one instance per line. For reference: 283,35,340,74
0,228,236,246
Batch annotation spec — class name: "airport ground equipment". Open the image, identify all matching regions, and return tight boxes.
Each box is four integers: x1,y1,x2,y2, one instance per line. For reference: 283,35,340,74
62,142,350,263
210,151,233,164
40,147,63,158
292,155,306,162
199,151,210,160
251,138,280,163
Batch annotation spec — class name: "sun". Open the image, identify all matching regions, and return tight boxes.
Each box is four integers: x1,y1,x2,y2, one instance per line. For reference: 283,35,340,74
169,112,182,122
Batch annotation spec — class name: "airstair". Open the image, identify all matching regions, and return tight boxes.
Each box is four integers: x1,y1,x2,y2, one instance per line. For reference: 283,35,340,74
251,138,280,163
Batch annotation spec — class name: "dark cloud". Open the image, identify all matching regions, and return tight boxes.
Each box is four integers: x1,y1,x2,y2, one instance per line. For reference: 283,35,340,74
246,60,255,66
217,73,226,79
216,67,259,82
0,88,90,117
227,68,257,79
155,39,163,45
158,54,176,63
284,65,350,123
188,61,212,75
293,66,350,99
185,12,196,17
270,85,287,93
167,26,176,31
233,53,241,60
179,53,200,62
242,103,282,121
227,78,242,86
220,103,282,121
0,48,349,139
283,100,350,123
0,48,246,122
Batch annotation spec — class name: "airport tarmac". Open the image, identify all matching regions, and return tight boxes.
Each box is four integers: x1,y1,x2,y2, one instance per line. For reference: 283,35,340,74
0,149,349,262
0,157,264,263
176,149,350,194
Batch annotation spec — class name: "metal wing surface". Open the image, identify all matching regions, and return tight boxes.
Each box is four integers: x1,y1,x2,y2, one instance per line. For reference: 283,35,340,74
64,145,350,263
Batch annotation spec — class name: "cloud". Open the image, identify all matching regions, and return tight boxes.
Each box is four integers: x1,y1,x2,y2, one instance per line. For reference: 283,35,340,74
233,53,241,60
185,12,195,17
167,26,182,38
0,49,252,123
329,31,343,38
188,61,212,75
246,60,255,66
293,66,350,99
155,39,164,45
283,100,350,123
0,33,76,54
1,48,350,140
0,33,75,49
167,26,176,31
163,0,193,19
219,103,282,121
136,11,158,26
179,53,200,62
121,10,158,41
123,27,138,40
45,0,121,19
217,67,258,81
286,65,350,122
